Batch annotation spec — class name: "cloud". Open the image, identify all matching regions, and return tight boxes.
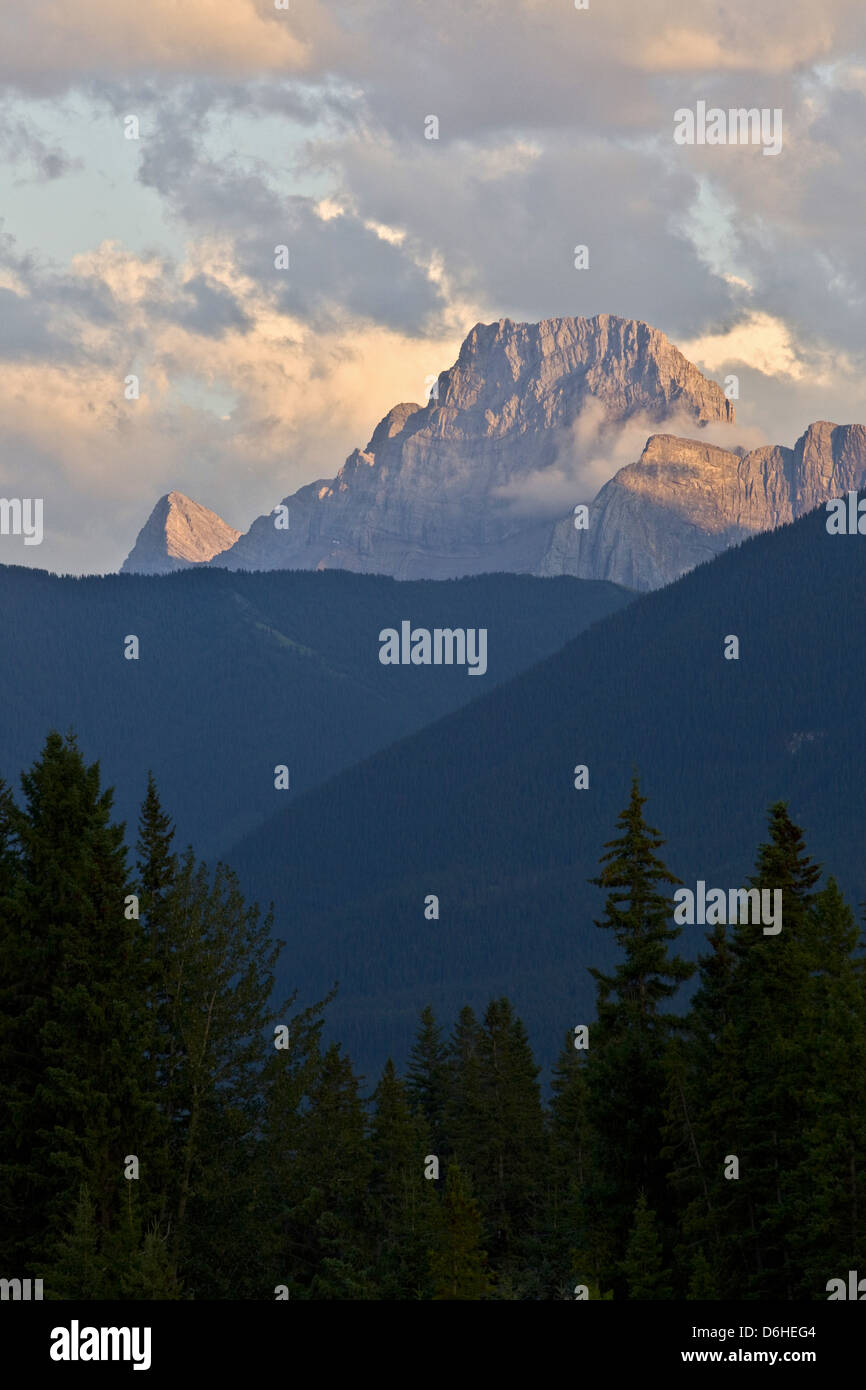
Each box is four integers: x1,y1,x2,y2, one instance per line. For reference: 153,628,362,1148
491,399,758,520
0,230,468,573
0,109,82,181
2,0,866,575
149,273,254,339
0,2,347,93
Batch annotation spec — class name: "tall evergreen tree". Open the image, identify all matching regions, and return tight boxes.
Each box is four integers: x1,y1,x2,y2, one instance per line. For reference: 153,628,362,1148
787,878,866,1296
406,1005,450,1158
0,733,153,1276
622,1192,672,1300
43,1185,109,1300
547,1032,597,1297
137,772,177,940
274,1042,375,1299
0,775,22,1266
430,1162,492,1300
446,1005,484,1174
369,1059,440,1298
133,774,179,1235
153,849,285,1297
724,802,821,1298
472,998,547,1282
583,775,693,1293
662,923,743,1296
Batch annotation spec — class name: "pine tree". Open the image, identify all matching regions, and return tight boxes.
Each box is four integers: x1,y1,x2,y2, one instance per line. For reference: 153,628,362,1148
256,991,335,1299
133,776,178,1231
446,1005,484,1173
0,775,17,893
686,1249,718,1300
0,776,22,1266
1,733,153,1274
622,1193,672,1300
471,998,547,1283
406,1005,450,1157
275,1042,375,1299
137,772,177,939
155,850,286,1297
662,924,743,1297
43,1185,109,1300
430,1163,493,1300
724,802,821,1298
120,1227,184,1300
583,776,693,1293
369,1059,440,1298
787,879,866,1296
547,1032,594,1295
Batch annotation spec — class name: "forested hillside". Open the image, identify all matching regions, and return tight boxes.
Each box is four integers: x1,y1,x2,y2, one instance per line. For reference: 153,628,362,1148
0,565,631,857
227,501,866,1077
2,738,861,1300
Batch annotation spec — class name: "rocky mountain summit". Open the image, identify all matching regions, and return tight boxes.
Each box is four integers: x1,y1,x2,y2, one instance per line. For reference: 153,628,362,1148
540,421,866,589
211,315,735,578
122,317,866,591
121,492,240,575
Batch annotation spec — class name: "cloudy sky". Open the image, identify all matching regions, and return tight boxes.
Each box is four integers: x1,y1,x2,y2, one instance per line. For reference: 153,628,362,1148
1,0,865,572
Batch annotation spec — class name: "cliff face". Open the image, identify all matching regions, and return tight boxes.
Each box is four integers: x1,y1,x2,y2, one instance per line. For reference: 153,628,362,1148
122,493,240,575
214,314,734,577
540,423,866,590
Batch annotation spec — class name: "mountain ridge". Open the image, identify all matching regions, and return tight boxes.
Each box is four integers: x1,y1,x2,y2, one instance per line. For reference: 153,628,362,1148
211,313,735,579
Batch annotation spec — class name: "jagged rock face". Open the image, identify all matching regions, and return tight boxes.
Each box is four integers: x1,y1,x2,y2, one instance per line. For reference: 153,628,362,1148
540,422,866,590
122,492,240,575
214,314,734,576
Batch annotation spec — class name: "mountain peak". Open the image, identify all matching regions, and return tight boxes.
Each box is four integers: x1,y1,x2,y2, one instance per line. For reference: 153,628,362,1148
213,312,735,577
121,492,240,575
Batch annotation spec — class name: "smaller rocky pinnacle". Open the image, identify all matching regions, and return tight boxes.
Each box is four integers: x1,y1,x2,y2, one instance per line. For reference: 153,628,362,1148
121,491,241,575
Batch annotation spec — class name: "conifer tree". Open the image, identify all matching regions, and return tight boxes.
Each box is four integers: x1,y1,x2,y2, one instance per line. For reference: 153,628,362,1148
133,774,179,1231
472,998,547,1280
369,1059,440,1298
430,1162,493,1300
724,803,821,1298
0,775,17,893
120,1227,184,1300
686,1249,718,1300
406,1005,450,1157
662,924,743,1297
787,879,866,1295
446,1005,484,1174
549,1030,621,1300
43,1185,109,1300
259,990,333,1295
137,771,177,941
546,1032,593,1293
583,776,693,1293
154,850,285,1296
0,776,22,1267
1,733,152,1275
622,1192,672,1299
275,1042,375,1299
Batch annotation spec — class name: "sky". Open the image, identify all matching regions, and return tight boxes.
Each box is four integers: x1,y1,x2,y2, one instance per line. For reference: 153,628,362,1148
1,0,865,573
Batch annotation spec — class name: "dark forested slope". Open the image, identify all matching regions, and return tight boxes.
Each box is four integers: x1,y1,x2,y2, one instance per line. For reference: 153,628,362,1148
228,501,866,1076
0,565,631,855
